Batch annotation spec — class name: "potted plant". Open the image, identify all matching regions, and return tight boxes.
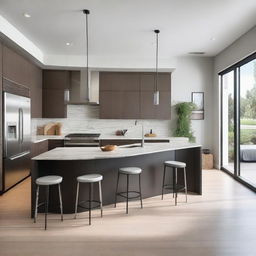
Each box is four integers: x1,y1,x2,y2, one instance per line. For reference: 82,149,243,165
174,102,196,142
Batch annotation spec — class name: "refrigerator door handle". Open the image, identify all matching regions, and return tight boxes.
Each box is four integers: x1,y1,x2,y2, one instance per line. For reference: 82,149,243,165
18,108,24,144
9,151,30,161
21,108,24,143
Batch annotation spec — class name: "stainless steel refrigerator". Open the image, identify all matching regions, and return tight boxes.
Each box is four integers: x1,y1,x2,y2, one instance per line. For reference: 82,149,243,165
1,92,31,192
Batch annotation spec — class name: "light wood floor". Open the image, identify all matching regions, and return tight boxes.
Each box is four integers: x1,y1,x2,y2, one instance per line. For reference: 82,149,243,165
1,169,256,256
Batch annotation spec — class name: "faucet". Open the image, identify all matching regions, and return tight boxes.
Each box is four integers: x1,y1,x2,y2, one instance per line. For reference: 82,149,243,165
135,120,144,147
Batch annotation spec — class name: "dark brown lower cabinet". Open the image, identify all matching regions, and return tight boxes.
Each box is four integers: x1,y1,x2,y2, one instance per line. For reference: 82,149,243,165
31,139,64,158
31,140,49,158
48,140,64,150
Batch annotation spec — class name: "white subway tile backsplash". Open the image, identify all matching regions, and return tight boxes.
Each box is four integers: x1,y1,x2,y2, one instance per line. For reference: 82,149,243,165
32,105,173,137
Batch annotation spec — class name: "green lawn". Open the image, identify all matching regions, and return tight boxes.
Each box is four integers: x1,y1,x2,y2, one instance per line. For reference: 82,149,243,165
240,119,256,125
229,129,256,145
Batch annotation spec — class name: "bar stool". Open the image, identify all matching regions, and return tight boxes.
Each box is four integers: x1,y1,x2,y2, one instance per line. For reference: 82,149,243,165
114,167,143,214
162,161,187,205
74,174,103,225
34,175,63,230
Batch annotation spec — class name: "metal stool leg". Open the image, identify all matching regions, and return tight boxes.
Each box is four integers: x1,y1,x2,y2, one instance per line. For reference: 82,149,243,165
139,173,143,208
99,180,103,217
172,167,175,198
74,182,80,219
126,174,129,214
34,185,39,223
45,185,49,230
184,167,188,203
173,168,177,206
162,165,166,200
58,184,63,221
89,183,92,225
114,172,120,207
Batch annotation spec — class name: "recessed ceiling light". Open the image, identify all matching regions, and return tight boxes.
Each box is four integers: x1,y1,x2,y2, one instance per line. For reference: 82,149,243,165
66,42,72,46
23,13,31,18
210,37,216,41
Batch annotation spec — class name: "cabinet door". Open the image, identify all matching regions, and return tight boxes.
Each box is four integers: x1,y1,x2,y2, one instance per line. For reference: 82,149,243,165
30,65,43,118
122,91,140,119
140,91,155,119
48,140,64,150
31,140,49,157
99,72,140,91
3,45,43,118
3,46,30,86
155,91,171,119
43,70,70,90
99,72,114,91
158,73,171,91
140,73,155,91
43,89,67,118
31,87,42,118
99,91,123,119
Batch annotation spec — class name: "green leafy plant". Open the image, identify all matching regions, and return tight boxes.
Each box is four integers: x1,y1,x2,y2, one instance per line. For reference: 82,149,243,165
174,102,196,142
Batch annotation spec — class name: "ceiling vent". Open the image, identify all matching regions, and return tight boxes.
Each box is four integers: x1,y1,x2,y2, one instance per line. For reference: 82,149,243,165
188,52,205,55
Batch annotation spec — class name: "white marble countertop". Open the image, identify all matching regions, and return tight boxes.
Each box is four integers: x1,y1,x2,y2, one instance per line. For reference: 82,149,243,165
31,135,65,143
32,142,201,161
31,135,188,143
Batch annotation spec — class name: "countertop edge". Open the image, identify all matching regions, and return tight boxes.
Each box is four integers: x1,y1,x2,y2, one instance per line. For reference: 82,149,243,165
32,143,202,161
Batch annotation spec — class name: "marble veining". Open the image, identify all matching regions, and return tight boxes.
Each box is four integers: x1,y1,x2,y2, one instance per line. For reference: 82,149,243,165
32,142,201,161
32,105,174,137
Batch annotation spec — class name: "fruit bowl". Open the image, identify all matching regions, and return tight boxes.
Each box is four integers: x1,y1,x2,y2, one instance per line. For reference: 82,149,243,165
100,145,117,152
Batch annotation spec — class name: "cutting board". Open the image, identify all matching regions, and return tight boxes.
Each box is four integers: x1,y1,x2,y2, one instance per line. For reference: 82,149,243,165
44,123,56,135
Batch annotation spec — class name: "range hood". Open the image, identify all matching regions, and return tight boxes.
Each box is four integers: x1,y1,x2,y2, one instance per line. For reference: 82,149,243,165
68,9,99,106
81,69,99,105
67,70,99,105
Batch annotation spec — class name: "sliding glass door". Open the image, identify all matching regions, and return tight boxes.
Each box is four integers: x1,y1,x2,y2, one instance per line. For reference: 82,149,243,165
222,71,235,174
239,58,256,185
221,52,256,190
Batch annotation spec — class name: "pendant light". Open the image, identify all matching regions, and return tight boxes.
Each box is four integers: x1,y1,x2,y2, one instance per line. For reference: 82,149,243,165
83,9,90,103
153,29,160,105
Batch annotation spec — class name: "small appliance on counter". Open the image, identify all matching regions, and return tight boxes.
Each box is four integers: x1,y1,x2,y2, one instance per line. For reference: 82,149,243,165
115,129,128,136
1,92,31,193
64,133,101,147
145,129,157,137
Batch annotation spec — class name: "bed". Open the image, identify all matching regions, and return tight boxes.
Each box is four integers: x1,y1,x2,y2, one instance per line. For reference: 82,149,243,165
240,145,256,162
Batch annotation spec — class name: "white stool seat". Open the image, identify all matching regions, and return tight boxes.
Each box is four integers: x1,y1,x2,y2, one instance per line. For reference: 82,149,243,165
36,175,63,186
164,161,186,168
77,174,103,183
119,167,142,175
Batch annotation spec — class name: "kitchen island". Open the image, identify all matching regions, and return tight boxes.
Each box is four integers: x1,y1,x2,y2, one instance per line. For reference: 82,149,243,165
31,142,202,215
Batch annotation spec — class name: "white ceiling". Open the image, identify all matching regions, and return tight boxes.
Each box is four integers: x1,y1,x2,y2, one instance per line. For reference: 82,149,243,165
0,0,255,68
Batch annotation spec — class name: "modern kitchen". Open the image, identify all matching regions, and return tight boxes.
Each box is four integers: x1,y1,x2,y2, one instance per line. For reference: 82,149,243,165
0,1,256,256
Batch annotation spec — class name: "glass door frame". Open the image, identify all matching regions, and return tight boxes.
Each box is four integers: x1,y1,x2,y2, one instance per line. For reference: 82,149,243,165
220,52,256,191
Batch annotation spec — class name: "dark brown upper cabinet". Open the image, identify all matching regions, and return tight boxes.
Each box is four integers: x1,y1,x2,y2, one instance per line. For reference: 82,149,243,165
99,72,171,119
43,70,70,90
42,70,70,118
99,72,140,91
2,45,43,118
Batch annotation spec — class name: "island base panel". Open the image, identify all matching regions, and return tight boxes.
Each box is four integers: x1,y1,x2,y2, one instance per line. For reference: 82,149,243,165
31,147,201,216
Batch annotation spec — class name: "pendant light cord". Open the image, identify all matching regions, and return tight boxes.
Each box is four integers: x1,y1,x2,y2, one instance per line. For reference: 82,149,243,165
83,9,90,101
